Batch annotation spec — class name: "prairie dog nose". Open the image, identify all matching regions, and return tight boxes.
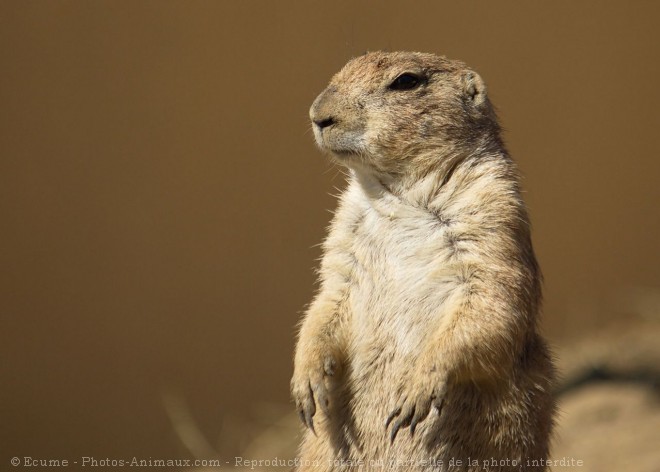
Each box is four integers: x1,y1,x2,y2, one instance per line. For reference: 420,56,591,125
310,85,338,130
313,117,335,129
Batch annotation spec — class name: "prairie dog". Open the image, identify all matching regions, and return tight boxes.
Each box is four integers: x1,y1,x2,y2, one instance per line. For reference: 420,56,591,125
291,52,555,472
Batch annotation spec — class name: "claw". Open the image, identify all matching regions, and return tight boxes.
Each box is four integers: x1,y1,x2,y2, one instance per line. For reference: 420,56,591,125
390,421,401,444
410,417,419,436
410,398,433,436
408,408,425,436
307,415,317,435
390,414,410,444
385,406,401,429
298,402,316,435
389,405,414,444
302,382,317,433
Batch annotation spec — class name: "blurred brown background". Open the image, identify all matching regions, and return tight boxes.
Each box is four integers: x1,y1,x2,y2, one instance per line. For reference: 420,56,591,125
2,1,659,468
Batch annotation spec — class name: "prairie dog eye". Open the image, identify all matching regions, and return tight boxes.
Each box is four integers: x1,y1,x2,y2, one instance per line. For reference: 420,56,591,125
389,73,421,91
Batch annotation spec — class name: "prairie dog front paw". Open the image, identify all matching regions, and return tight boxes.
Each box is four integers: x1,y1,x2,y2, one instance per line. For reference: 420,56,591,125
386,362,447,443
291,348,339,433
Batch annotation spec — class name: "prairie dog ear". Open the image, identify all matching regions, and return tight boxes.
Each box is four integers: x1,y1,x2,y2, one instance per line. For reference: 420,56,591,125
462,71,487,107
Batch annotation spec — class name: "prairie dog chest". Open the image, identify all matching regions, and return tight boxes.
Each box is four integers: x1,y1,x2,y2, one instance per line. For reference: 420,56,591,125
341,184,458,355
353,206,441,286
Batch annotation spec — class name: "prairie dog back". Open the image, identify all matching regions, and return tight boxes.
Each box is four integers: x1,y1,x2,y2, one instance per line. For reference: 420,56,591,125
291,52,555,472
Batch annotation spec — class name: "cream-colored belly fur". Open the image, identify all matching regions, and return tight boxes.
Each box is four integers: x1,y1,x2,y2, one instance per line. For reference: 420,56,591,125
314,173,461,464
348,182,455,361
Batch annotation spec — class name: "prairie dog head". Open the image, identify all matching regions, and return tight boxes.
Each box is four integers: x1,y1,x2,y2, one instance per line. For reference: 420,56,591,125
310,51,499,176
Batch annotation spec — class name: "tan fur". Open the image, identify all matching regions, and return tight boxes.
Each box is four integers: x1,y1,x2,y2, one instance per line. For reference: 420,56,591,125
291,52,555,472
